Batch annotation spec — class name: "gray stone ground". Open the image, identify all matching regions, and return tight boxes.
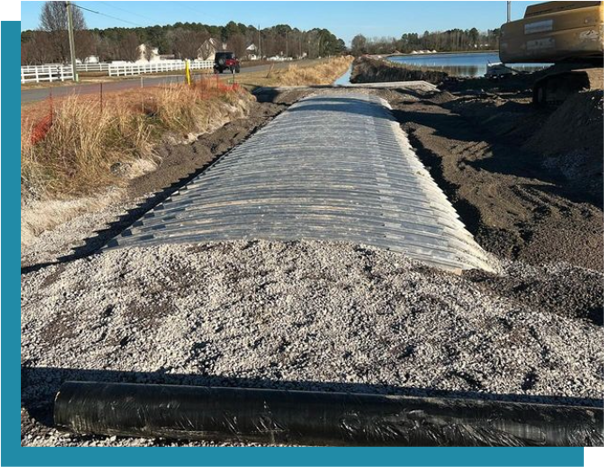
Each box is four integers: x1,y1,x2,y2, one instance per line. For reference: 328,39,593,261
21,240,603,446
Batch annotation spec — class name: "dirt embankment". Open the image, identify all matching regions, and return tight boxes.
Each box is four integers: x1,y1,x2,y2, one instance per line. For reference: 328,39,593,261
396,92,603,271
350,58,603,272
525,91,603,201
350,56,448,84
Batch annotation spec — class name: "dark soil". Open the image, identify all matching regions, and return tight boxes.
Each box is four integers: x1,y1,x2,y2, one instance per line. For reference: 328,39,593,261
128,101,285,200
351,57,448,85
360,72,604,324
386,89,603,272
464,264,603,326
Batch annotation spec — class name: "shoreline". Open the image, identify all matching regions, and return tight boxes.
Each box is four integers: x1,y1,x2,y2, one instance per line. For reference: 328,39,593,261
386,50,498,58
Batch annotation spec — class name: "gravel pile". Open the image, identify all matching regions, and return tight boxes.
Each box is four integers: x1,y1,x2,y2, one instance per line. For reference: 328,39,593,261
21,240,603,446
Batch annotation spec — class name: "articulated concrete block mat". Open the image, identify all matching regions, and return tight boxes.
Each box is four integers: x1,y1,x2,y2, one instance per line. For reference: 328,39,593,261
109,93,495,272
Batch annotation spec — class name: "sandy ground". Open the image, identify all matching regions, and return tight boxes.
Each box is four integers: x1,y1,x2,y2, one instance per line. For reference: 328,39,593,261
21,82,604,447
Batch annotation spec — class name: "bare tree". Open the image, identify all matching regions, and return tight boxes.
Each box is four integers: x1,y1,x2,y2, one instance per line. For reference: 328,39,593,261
351,34,367,56
21,41,31,65
170,29,208,59
74,30,96,61
227,33,246,58
118,32,140,62
143,43,154,61
39,1,86,63
21,32,53,64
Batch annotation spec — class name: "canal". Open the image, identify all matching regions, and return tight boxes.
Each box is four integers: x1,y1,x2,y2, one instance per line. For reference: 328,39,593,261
388,52,550,77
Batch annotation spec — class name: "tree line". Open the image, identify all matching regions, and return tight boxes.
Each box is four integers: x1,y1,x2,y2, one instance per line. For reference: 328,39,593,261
21,1,346,65
22,2,500,65
350,28,500,56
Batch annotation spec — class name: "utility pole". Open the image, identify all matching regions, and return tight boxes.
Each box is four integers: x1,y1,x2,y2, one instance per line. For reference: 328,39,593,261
507,1,512,22
285,31,288,58
66,1,78,82
258,25,261,59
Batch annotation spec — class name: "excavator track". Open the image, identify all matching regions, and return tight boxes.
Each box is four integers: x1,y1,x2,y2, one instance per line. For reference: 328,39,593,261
533,66,603,104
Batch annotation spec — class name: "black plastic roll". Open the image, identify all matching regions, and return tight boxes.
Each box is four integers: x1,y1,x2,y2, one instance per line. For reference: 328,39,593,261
54,381,603,446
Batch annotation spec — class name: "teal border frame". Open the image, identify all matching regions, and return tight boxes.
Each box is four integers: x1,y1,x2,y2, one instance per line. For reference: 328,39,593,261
10,16,584,467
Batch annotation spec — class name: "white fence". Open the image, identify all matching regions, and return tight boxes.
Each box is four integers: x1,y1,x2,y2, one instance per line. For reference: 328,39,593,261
76,62,110,72
108,60,214,77
21,65,74,84
21,60,214,82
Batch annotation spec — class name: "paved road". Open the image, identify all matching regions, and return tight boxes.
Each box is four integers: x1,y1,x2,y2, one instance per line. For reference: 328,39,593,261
108,92,494,272
21,60,304,104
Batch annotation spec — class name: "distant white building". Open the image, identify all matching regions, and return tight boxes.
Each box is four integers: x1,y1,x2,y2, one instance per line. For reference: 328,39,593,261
136,44,161,63
197,38,227,61
245,43,259,60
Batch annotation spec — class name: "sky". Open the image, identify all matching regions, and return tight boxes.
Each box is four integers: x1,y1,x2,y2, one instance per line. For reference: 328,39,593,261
21,1,543,44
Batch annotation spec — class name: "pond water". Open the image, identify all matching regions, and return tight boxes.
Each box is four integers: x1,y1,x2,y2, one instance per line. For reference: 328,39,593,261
333,64,353,86
388,52,550,77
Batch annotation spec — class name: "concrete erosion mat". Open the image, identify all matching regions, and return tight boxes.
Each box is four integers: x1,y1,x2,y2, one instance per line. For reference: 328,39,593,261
108,92,495,272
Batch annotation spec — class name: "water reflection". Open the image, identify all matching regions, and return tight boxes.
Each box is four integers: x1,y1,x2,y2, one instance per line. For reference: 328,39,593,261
388,52,550,77
334,64,353,86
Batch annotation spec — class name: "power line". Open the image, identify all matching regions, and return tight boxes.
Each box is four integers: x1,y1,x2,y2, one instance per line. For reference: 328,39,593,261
71,2,144,27
174,2,222,24
99,1,157,23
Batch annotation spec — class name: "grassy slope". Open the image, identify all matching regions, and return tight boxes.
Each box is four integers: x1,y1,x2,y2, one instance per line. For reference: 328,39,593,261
21,57,352,201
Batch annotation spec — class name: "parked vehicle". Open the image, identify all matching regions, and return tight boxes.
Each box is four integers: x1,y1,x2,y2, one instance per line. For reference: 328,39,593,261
214,52,241,74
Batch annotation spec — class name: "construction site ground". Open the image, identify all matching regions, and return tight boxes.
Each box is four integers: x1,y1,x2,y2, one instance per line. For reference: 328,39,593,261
21,76,604,446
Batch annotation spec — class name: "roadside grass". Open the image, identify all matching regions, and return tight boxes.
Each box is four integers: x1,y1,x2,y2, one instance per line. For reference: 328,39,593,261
275,56,353,86
21,57,351,200
236,56,354,89
21,78,250,199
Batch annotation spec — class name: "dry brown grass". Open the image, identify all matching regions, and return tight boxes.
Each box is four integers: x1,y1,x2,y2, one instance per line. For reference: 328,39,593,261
273,56,353,86
22,96,151,197
234,57,354,90
144,79,243,133
21,80,251,199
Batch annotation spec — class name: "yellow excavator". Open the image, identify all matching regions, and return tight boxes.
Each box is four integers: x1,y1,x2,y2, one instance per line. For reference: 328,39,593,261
499,1,603,103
